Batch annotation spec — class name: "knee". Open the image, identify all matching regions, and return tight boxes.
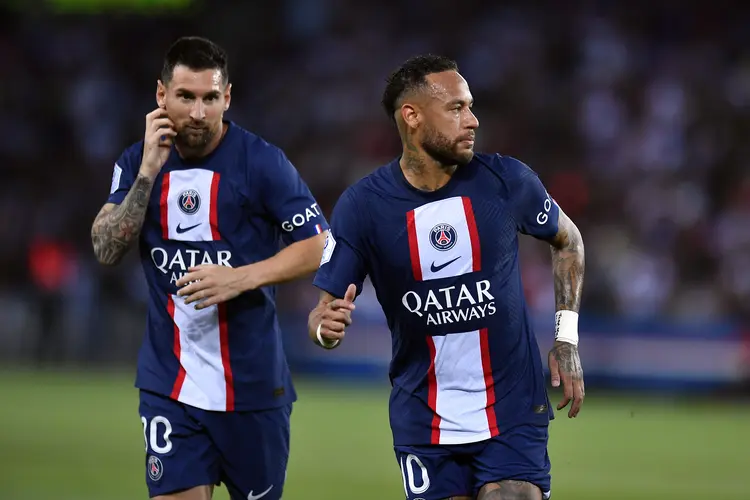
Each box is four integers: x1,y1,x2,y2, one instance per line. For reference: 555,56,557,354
478,480,543,500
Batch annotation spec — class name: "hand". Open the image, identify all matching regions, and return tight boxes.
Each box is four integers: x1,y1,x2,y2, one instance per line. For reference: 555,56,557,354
175,265,245,310
140,107,176,179
308,284,357,348
548,340,585,418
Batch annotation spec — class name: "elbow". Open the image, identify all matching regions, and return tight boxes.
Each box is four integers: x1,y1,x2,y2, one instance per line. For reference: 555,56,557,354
97,256,121,267
91,240,123,267
93,251,121,267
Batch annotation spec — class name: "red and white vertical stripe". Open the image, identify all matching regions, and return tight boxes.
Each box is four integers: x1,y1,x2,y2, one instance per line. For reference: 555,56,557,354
160,168,234,411
167,295,235,411
160,168,221,242
407,196,498,444
406,196,481,281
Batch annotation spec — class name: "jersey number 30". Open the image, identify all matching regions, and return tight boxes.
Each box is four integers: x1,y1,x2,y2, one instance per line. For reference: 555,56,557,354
141,416,173,454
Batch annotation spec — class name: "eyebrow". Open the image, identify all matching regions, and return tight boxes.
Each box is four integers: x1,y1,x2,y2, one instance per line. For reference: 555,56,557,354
176,89,222,99
446,98,474,107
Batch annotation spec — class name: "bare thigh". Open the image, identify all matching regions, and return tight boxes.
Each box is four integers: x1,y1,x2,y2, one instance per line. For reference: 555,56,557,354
478,480,542,500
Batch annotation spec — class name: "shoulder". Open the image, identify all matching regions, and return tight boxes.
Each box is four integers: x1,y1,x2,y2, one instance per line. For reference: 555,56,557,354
117,140,145,169
348,161,400,198
330,166,385,216
471,152,543,195
231,124,290,167
472,152,535,180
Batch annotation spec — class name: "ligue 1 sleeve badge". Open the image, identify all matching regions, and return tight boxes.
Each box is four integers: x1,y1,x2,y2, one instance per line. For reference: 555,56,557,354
147,455,164,481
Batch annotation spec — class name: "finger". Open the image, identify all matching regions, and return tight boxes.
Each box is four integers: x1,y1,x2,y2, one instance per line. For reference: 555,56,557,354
182,289,209,305
158,130,177,140
548,352,560,388
176,271,204,288
328,298,355,311
181,284,212,303
569,379,585,418
194,293,227,310
147,108,169,120
344,284,357,302
322,309,352,326
557,374,574,411
184,290,210,305
320,319,347,334
318,322,346,340
187,265,211,273
151,117,175,130
176,274,207,291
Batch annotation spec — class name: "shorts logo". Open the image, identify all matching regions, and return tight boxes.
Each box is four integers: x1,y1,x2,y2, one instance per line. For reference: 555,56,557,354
178,189,201,215
147,455,163,481
429,223,457,251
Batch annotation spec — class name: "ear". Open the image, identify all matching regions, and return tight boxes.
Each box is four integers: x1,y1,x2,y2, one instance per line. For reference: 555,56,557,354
156,80,167,108
400,103,420,129
223,83,232,112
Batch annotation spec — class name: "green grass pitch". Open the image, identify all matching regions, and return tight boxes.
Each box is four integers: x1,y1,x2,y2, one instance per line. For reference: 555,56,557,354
0,369,748,499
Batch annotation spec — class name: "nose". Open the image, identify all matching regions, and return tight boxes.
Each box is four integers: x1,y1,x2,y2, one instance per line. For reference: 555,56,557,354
190,100,206,120
466,109,479,129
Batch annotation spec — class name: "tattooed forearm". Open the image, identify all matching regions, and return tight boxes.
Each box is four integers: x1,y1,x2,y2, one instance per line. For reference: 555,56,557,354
549,211,585,312
91,174,154,265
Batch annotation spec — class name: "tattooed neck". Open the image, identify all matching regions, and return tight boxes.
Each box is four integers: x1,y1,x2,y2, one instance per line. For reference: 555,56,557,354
401,136,457,192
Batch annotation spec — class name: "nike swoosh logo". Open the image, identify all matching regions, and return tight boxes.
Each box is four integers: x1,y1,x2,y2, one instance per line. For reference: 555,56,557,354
175,222,201,234
430,256,461,273
247,485,273,500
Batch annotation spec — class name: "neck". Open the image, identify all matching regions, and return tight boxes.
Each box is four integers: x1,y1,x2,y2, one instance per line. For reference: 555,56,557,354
176,122,228,160
399,141,457,192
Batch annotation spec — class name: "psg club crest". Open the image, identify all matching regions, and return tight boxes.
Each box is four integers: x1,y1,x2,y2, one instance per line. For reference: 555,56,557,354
178,189,201,215
147,455,163,481
429,223,458,251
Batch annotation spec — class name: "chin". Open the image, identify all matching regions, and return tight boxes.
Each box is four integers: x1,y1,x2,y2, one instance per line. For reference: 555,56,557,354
455,149,474,165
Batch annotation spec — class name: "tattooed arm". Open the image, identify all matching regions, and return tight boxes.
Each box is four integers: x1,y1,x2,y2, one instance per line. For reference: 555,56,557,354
546,208,585,417
91,173,155,266
549,209,585,312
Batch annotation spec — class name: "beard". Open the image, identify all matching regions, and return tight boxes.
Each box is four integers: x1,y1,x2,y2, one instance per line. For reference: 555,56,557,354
421,123,474,167
175,122,217,152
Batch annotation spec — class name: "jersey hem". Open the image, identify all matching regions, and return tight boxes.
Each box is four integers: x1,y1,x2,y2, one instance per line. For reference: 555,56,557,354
135,385,297,412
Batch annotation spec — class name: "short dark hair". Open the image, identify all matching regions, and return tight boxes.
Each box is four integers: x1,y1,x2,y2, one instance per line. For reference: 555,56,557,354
161,36,229,85
381,54,459,120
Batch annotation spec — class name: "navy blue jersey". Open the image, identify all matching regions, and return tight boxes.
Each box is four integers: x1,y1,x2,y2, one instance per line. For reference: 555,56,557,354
313,154,559,446
109,121,328,412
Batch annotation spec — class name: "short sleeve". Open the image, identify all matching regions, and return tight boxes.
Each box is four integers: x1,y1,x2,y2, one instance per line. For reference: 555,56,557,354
312,189,368,299
503,156,560,240
107,147,139,205
259,147,329,245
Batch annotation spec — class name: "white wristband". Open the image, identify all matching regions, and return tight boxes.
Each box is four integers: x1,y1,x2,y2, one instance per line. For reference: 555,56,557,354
316,323,340,349
554,310,579,346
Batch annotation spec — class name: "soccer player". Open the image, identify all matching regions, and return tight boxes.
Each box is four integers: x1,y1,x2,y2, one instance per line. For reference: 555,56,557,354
308,55,585,500
91,37,328,500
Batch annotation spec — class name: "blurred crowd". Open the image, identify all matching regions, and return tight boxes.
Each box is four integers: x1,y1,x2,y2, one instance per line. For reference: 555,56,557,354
1,0,749,363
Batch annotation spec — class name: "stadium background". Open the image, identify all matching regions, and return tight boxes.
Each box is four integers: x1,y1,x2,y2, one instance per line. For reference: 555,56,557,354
1,0,749,498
